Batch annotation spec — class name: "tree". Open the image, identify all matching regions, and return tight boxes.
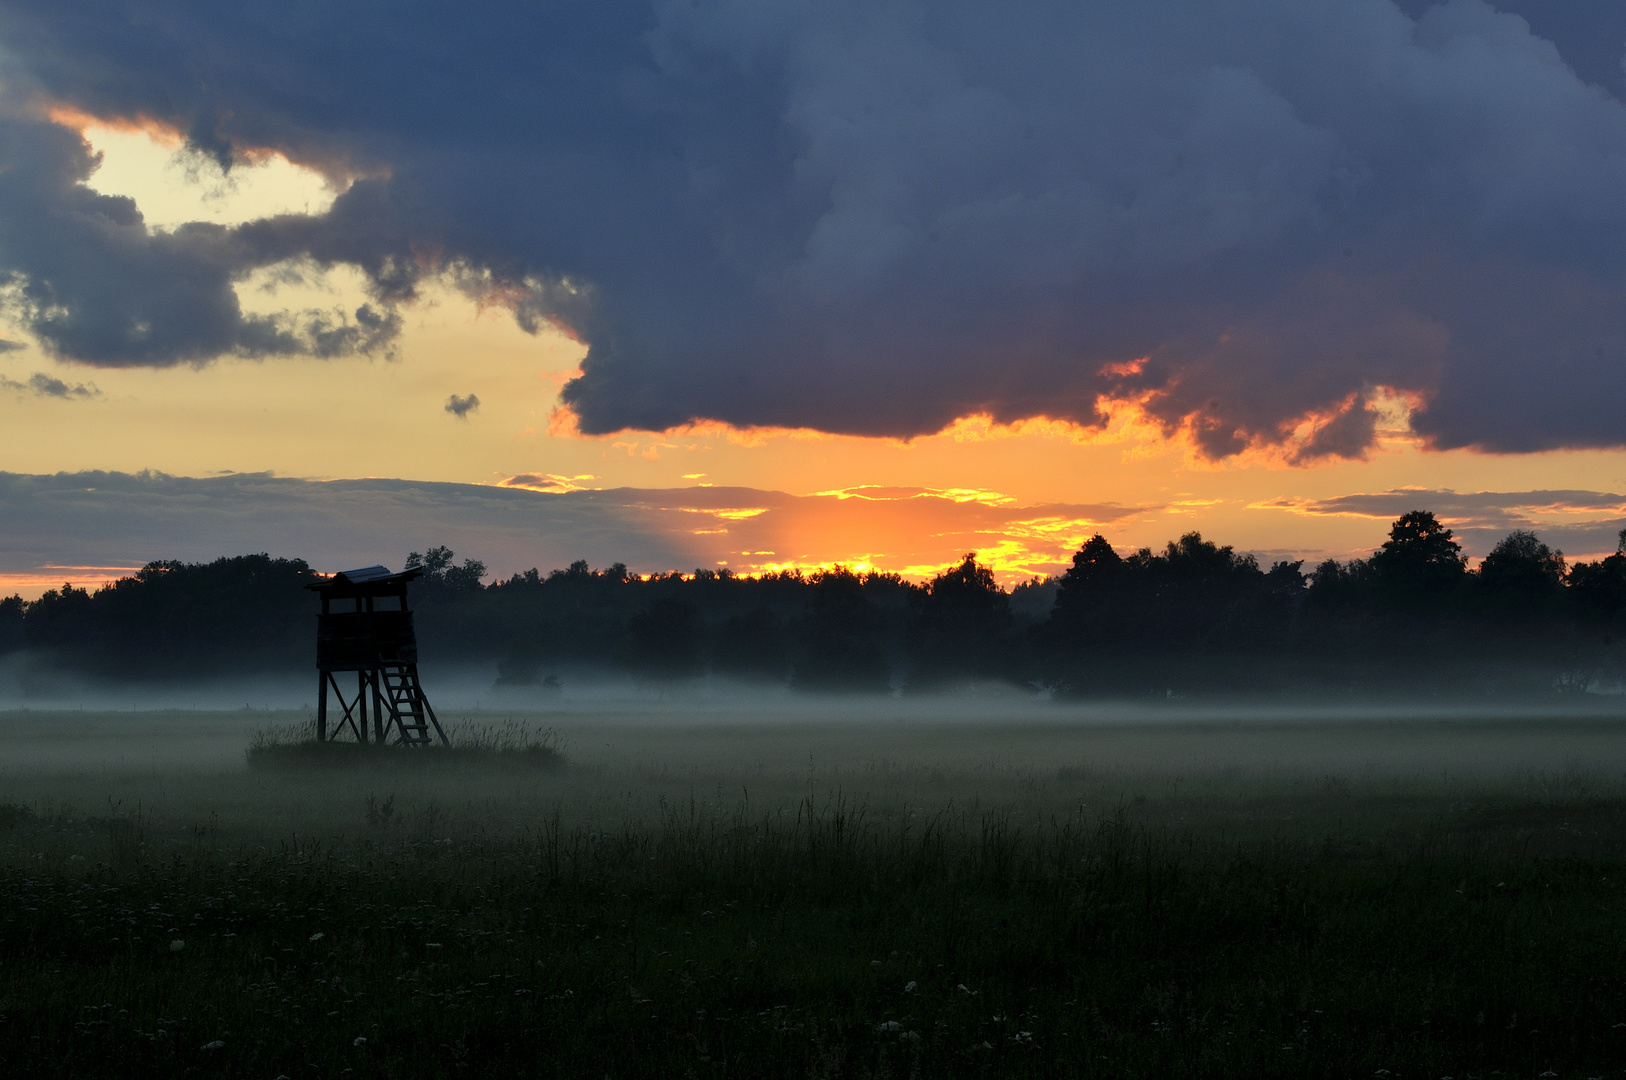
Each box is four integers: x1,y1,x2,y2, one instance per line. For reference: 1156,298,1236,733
619,598,704,682
22,582,95,651
792,568,892,693
1568,529,1626,627
1369,510,1466,605
1476,530,1564,619
0,595,23,654
405,546,487,590
1051,535,1124,638
1265,560,1307,593
908,553,1012,688
713,606,791,682
1161,532,1259,587
18,557,319,676
1307,557,1374,609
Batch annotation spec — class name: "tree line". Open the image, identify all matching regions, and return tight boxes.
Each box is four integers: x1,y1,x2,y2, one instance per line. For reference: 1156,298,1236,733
3,512,1625,695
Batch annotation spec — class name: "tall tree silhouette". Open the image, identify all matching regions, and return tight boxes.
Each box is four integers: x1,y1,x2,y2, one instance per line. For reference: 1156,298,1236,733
792,568,891,693
1569,529,1626,630
1369,510,1466,607
0,594,24,654
1476,530,1565,620
908,553,1012,688
1050,534,1125,644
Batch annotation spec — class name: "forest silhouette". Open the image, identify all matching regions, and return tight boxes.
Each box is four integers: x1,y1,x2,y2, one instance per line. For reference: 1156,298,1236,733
4,511,1624,696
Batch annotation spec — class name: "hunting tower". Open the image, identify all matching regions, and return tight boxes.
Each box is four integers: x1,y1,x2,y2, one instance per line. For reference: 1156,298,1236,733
308,566,448,746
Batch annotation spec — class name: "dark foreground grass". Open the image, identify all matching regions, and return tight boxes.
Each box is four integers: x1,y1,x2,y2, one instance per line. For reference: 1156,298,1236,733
2,796,1626,1078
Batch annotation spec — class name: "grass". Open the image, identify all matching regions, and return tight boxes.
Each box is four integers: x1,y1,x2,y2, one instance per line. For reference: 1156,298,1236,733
244,717,565,770
1,706,1626,1076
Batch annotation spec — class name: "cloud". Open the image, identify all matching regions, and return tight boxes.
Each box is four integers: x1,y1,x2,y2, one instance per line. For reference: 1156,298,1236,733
444,393,479,418
4,2,1626,456
0,371,99,399
1261,487,1626,558
0,112,403,367
0,470,1146,590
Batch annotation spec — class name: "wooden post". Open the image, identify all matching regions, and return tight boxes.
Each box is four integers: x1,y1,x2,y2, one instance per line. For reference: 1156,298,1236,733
372,670,386,744
316,671,328,741
316,592,330,741
357,670,369,744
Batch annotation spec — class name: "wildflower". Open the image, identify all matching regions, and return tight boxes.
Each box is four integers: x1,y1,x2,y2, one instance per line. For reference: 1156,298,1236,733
200,1040,225,1051
309,932,324,943
354,1036,367,1047
168,940,185,952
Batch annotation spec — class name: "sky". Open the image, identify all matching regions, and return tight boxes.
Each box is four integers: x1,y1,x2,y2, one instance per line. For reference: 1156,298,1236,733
4,0,1626,597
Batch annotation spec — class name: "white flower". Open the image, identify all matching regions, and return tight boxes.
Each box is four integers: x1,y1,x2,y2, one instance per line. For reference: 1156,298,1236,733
353,1036,367,1047
309,932,324,942
168,940,185,952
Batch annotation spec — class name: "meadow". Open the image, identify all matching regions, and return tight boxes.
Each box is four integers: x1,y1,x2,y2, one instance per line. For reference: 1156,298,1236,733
1,697,1626,1077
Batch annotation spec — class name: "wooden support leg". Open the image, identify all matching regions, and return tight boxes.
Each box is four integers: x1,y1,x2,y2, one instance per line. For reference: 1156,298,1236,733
357,671,369,744
373,671,386,744
316,670,328,742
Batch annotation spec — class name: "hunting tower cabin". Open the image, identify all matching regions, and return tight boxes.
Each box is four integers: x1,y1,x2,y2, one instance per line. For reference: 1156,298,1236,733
308,566,447,746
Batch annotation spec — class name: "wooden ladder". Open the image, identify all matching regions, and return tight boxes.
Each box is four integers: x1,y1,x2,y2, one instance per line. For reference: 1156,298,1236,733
379,664,448,746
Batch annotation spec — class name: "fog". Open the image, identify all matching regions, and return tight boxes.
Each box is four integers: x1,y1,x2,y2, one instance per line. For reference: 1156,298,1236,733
2,680,1625,858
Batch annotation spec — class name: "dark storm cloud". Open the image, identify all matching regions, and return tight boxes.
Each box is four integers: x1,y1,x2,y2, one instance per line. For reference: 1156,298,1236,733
4,2,1626,455
444,393,479,419
0,114,402,366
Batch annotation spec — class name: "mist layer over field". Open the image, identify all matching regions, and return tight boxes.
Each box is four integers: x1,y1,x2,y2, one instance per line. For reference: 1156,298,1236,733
5,700,1626,1077
3,699,1626,841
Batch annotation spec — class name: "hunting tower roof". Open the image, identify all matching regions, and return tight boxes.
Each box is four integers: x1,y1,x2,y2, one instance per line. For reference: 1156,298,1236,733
305,565,424,596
